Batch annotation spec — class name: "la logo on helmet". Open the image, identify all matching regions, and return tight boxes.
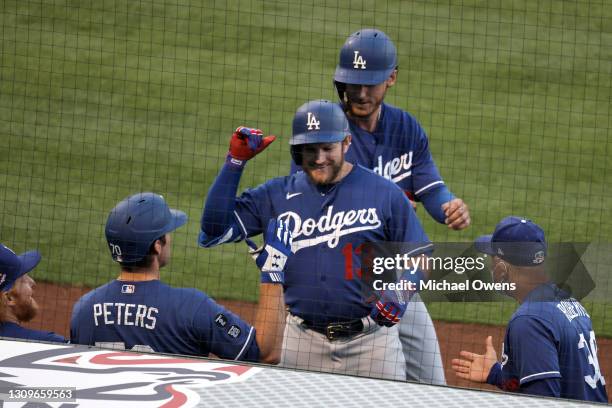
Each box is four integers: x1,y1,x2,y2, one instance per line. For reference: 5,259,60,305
353,51,366,69
307,112,320,130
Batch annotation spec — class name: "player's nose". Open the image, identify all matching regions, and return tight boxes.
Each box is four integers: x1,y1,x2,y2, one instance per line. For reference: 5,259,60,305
314,148,327,164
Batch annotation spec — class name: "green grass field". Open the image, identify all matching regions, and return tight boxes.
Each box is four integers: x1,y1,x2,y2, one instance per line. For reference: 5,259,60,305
1,0,611,334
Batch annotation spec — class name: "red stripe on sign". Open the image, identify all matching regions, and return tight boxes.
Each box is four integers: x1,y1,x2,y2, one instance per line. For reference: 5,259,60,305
53,355,81,364
90,352,202,365
213,365,252,376
159,385,188,408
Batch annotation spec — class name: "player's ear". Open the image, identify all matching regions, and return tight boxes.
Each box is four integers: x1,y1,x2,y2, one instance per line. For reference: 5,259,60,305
342,135,352,153
386,69,397,88
152,237,164,256
4,290,17,306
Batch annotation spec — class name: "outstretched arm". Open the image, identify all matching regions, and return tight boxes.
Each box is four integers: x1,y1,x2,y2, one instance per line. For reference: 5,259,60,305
251,219,293,364
451,335,498,383
199,127,275,244
420,185,471,230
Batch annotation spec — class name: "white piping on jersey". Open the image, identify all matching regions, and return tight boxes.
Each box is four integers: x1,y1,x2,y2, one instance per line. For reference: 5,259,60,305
415,180,444,196
216,227,236,245
234,210,249,237
520,371,561,384
234,326,255,361
291,225,383,252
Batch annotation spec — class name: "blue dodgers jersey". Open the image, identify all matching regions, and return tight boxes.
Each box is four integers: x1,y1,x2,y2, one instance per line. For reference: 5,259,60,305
0,322,65,343
345,103,444,198
200,165,431,325
499,283,608,402
70,280,259,361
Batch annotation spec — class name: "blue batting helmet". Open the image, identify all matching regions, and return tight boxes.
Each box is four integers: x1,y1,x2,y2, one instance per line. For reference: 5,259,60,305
290,100,350,165
334,28,398,86
105,192,188,264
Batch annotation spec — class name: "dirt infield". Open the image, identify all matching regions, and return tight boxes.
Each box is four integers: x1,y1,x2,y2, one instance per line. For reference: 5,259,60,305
28,282,611,401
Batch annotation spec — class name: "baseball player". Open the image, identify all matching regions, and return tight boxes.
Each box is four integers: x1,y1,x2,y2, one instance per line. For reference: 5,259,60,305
291,28,470,384
199,100,432,380
452,216,608,402
71,192,291,363
0,243,65,342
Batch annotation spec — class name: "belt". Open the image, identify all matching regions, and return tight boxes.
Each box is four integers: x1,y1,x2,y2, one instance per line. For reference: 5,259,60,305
300,318,365,341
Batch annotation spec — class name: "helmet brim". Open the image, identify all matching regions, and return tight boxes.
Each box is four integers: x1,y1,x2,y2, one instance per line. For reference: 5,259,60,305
165,209,188,234
334,66,395,86
474,235,495,256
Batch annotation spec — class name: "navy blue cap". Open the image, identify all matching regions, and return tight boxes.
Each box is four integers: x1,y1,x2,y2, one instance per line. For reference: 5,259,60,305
475,216,547,266
0,244,41,292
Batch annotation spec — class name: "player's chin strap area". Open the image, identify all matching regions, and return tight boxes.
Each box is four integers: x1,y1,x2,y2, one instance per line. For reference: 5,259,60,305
334,81,350,112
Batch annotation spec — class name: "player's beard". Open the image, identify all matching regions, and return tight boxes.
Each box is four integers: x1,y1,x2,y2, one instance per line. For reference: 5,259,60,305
305,156,344,186
346,99,379,120
13,297,39,323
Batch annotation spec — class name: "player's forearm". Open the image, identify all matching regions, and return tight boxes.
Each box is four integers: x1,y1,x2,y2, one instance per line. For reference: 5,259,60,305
200,163,244,237
254,284,285,364
420,184,454,223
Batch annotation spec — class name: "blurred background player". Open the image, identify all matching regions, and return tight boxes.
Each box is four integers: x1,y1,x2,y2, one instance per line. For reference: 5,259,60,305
452,216,608,402
71,192,291,363
328,28,471,385
0,243,65,342
200,100,432,380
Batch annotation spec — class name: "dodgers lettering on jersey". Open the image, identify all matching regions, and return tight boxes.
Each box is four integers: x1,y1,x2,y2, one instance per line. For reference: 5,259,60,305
499,283,607,402
199,165,431,326
70,280,259,362
345,103,444,197
279,205,381,251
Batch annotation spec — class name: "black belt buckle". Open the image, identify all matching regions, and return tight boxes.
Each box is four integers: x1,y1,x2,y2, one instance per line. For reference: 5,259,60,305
326,322,349,341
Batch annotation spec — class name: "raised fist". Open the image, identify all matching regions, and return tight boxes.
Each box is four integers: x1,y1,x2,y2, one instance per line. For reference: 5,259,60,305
227,126,276,166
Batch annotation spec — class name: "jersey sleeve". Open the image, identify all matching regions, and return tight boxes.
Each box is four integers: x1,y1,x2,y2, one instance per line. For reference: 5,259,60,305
193,295,260,362
198,183,270,248
409,121,445,198
387,184,432,255
506,316,561,386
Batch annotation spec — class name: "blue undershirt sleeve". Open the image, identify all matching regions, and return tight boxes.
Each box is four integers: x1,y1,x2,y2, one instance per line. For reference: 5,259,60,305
419,184,455,224
200,163,244,238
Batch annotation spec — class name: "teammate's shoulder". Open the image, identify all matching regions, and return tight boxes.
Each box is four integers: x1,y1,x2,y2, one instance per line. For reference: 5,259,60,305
33,329,67,343
509,302,559,330
353,165,404,188
349,165,407,199
382,103,420,124
0,323,65,343
76,280,117,303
